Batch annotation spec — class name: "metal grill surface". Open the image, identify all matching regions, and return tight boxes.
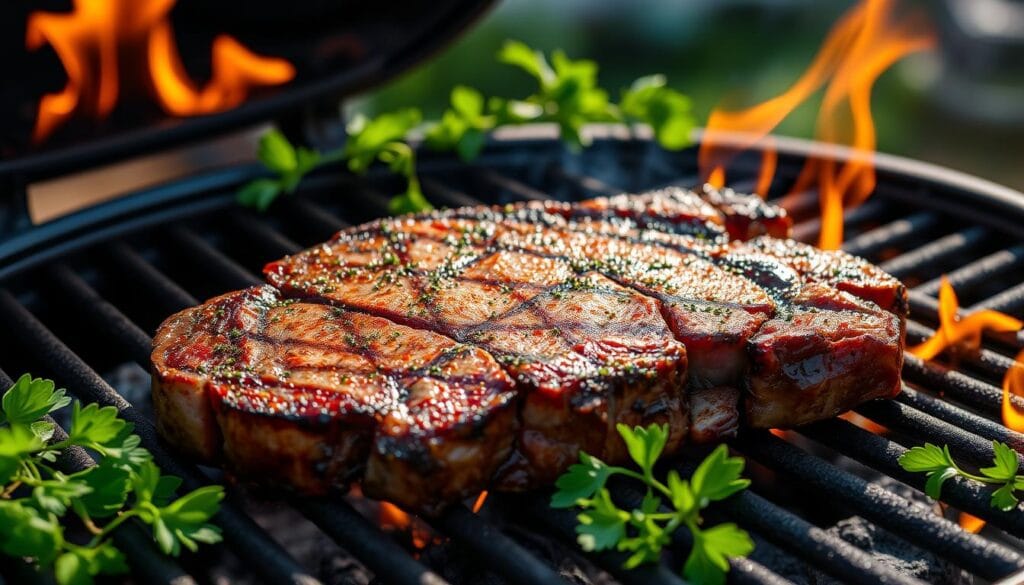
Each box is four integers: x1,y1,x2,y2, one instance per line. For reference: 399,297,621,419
2,126,1024,585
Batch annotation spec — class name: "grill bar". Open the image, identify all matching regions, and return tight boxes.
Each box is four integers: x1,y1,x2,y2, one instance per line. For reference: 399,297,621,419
166,226,262,288
432,505,570,585
44,263,153,367
972,281,1024,315
916,244,1024,296
709,479,926,585
857,399,1024,469
901,355,1018,418
105,242,198,311
790,198,889,243
895,385,1024,451
841,211,940,258
904,320,1016,380
422,176,484,208
801,417,1024,536
878,226,988,278
295,499,448,585
736,432,1024,579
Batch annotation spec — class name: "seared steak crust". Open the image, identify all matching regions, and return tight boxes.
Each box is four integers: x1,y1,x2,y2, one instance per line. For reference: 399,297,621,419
151,286,517,513
154,185,906,511
265,218,690,487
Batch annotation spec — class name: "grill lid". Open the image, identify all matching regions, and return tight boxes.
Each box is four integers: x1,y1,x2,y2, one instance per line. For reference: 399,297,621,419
0,0,495,181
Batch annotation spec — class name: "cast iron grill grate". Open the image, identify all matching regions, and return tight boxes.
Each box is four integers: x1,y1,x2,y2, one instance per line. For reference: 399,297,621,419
2,126,1024,585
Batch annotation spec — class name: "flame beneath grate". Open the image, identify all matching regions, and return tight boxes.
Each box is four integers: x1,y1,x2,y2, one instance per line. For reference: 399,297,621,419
909,277,1024,434
26,0,295,143
379,501,431,550
1003,351,1024,432
698,0,934,249
959,512,986,534
909,277,1022,362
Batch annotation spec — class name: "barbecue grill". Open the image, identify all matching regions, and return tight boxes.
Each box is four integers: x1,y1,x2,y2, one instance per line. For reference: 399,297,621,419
2,124,1024,585
5,2,1024,584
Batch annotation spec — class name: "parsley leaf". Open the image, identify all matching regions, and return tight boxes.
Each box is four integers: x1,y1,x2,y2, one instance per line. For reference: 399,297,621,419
426,86,495,161
686,523,755,585
554,424,753,583
32,477,92,516
551,451,614,508
239,40,696,215
1,374,71,425
620,74,695,150
237,178,282,212
0,423,45,482
0,373,225,584
72,463,132,518
69,402,127,447
899,443,955,473
151,486,225,555
54,542,127,585
497,40,553,85
576,488,628,552
991,483,1019,512
0,500,62,563
981,441,1019,482
691,444,751,503
258,128,298,174
900,440,1024,512
617,422,668,478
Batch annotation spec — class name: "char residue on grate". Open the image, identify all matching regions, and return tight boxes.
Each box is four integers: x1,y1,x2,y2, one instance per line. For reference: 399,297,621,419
2,129,1024,585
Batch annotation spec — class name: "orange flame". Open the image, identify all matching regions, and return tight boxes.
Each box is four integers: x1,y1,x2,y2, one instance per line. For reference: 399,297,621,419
472,490,489,514
379,501,412,531
26,0,294,142
378,501,431,550
1003,350,1024,432
909,277,1022,361
909,277,1024,432
698,0,934,249
958,512,986,534
839,411,888,435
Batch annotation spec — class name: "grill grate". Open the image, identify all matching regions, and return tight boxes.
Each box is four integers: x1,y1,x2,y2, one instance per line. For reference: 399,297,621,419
3,127,1024,584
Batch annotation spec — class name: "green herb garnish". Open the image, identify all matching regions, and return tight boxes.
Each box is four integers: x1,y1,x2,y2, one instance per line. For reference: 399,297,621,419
239,40,695,214
899,441,1024,511
0,374,224,585
552,424,754,585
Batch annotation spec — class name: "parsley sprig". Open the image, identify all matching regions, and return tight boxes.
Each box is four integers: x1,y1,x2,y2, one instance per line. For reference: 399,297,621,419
238,40,695,213
0,374,224,585
552,424,754,585
899,441,1024,511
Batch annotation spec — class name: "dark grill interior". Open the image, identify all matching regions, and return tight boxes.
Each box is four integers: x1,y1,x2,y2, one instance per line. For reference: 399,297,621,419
3,126,1024,585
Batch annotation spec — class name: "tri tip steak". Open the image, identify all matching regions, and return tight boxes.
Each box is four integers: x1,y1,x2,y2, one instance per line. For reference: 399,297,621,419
152,185,906,512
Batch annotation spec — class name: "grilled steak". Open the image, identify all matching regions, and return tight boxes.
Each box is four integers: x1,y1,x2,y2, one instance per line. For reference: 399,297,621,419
151,285,517,513
153,185,906,512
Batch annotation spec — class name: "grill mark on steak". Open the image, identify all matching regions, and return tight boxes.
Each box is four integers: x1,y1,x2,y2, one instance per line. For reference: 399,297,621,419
151,286,517,513
266,219,690,487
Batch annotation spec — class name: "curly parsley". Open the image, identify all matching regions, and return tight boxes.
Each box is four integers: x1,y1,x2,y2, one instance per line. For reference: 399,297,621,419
0,374,224,585
238,40,695,213
899,441,1024,511
552,424,754,585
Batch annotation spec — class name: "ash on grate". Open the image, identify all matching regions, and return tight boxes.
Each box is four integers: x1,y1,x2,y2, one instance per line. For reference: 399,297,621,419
419,521,614,585
809,516,971,585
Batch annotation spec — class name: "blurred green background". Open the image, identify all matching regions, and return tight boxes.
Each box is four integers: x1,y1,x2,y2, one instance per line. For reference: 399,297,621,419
354,0,1024,190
